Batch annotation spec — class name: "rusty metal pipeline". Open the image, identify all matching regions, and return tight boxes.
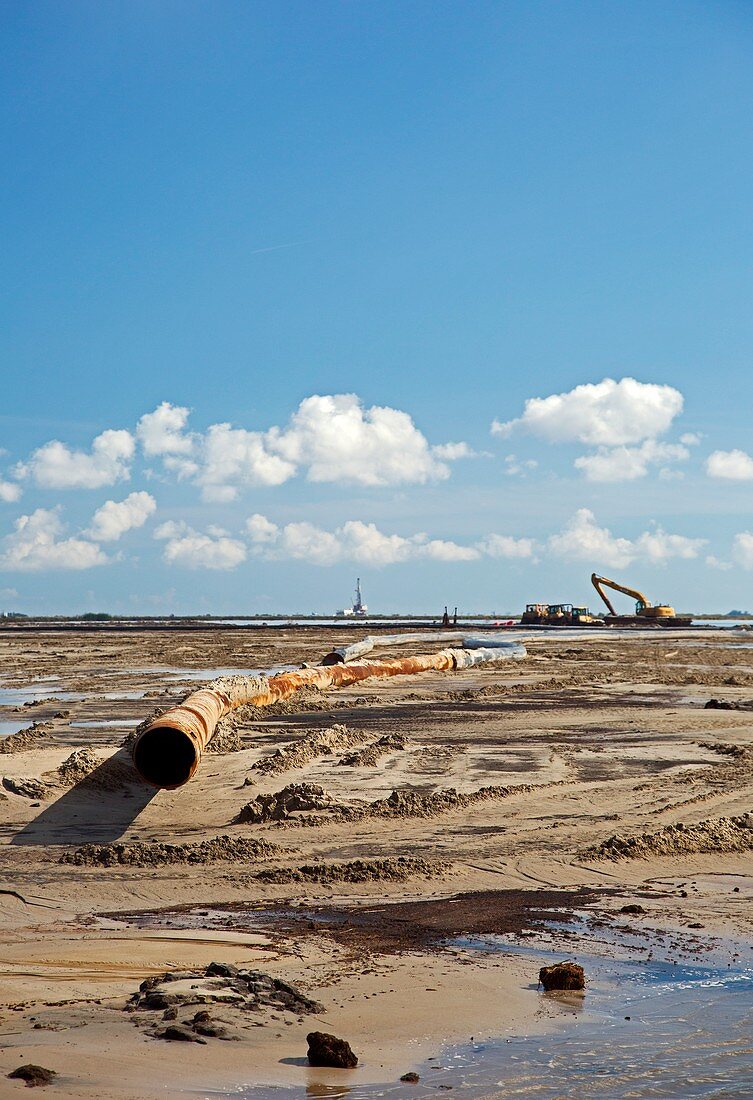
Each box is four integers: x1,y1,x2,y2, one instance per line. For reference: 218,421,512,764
133,649,473,789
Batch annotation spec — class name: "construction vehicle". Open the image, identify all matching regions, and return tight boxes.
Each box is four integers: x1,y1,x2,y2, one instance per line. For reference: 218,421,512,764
521,603,601,626
590,573,691,626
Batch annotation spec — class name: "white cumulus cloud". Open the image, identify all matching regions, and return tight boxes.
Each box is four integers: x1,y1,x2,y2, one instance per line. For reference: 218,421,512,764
574,440,690,482
493,377,684,446
278,522,345,566
245,513,280,544
86,491,157,542
432,442,477,461
269,394,453,487
17,429,134,490
155,520,246,570
732,532,753,569
706,449,753,480
10,394,471,503
0,508,108,571
249,514,481,567
197,423,296,502
0,480,21,503
706,555,733,571
548,508,704,569
137,402,194,457
548,509,635,568
633,528,705,563
477,533,538,559
503,455,538,477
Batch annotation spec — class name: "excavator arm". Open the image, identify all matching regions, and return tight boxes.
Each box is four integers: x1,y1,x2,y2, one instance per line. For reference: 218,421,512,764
591,573,649,615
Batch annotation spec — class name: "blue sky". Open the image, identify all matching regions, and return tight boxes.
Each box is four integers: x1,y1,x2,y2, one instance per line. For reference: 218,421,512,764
2,1,753,615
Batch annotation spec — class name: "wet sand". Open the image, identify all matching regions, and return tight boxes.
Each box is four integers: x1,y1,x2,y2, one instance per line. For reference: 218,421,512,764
0,626,752,1097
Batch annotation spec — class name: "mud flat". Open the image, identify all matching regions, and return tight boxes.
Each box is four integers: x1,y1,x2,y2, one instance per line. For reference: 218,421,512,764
1,626,752,1097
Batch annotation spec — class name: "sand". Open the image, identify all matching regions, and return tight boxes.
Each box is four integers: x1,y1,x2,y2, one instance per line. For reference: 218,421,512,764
0,625,752,1097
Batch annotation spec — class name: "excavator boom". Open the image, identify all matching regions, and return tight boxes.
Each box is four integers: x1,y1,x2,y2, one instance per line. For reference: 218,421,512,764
589,576,659,620
591,574,618,616
590,573,676,619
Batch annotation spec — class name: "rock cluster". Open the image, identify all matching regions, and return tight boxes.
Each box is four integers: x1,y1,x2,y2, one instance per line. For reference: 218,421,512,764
131,963,323,1017
158,1009,233,1043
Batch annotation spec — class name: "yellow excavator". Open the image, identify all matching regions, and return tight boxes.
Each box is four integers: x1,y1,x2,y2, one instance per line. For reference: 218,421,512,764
591,573,689,624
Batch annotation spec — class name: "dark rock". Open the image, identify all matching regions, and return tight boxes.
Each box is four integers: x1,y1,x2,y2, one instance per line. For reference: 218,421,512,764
7,1064,57,1087
205,961,239,978
400,1071,420,1083
193,1010,212,1023
159,1024,206,1043
162,1007,178,1021
539,962,585,991
306,1031,358,1068
704,698,737,710
193,1021,230,1039
620,904,644,915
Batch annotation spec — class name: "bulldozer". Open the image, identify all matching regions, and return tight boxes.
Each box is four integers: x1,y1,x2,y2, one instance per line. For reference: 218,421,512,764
521,602,601,625
590,573,691,626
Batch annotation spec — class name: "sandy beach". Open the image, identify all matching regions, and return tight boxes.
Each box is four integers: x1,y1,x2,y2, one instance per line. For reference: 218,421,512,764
1,625,752,1097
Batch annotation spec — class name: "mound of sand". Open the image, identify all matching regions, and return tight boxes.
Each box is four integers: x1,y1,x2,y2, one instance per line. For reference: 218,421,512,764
582,813,753,861
237,783,344,823
2,775,49,799
0,722,53,754
338,732,407,767
234,690,372,723
54,748,100,787
205,723,245,754
250,724,368,776
60,834,282,867
255,856,450,884
238,781,538,830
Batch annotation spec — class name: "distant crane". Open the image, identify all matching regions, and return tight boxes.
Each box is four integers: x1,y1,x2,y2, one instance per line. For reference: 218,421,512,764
335,578,368,618
352,577,367,617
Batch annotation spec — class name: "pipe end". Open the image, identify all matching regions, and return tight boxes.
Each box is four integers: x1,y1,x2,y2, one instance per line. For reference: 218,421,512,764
133,725,199,789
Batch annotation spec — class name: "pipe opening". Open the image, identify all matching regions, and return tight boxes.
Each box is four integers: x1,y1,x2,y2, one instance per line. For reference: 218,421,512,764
133,726,198,789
